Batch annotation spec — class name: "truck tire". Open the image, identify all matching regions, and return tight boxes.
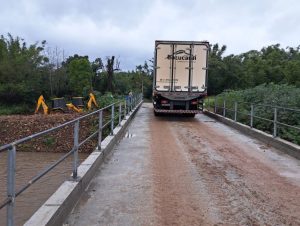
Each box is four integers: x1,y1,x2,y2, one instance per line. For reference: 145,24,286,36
154,111,160,116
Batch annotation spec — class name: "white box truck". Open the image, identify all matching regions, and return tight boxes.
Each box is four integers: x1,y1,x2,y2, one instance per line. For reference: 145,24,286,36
153,40,209,116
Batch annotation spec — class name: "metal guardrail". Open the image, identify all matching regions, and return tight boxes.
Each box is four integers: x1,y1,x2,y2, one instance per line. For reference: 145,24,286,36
205,96,300,140
0,93,143,226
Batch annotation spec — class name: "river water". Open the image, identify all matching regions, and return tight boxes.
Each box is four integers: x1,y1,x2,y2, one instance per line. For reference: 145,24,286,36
0,151,88,226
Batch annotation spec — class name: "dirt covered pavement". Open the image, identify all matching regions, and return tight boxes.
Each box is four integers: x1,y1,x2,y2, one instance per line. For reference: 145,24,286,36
66,103,300,225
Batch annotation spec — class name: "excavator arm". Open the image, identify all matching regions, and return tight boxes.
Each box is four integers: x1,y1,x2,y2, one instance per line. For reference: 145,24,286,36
87,93,99,110
66,103,83,113
35,95,49,115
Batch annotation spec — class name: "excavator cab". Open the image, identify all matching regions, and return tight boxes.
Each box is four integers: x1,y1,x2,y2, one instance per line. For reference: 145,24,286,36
72,97,84,108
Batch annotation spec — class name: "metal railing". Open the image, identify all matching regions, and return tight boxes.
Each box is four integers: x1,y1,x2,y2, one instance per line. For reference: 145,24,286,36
205,96,300,142
0,93,143,226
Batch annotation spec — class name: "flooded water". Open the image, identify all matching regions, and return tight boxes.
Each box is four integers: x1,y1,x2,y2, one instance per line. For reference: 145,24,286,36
0,151,88,226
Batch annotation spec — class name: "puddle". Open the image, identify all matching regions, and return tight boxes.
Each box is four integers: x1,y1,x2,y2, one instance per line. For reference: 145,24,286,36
125,131,136,138
280,171,300,181
225,169,241,181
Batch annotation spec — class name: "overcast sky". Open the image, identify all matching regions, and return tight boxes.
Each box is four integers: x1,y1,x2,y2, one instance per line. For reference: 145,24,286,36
1,0,300,70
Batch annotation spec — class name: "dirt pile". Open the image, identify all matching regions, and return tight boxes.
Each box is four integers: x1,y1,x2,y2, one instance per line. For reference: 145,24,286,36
0,113,101,153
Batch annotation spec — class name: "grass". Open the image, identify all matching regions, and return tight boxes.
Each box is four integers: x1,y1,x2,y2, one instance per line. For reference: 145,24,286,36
43,136,56,147
0,104,32,115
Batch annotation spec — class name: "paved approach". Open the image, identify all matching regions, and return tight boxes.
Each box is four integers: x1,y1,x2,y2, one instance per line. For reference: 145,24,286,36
66,103,300,226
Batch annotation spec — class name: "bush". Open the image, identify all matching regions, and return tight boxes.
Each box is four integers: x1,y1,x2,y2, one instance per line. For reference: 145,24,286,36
0,104,32,115
212,84,300,144
95,92,123,108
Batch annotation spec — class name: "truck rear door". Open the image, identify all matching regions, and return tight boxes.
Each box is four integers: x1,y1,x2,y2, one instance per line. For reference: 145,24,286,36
190,44,208,92
155,41,208,93
155,43,172,91
173,44,191,92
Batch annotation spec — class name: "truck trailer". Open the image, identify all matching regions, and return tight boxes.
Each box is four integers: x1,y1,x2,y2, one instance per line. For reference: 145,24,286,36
152,40,209,116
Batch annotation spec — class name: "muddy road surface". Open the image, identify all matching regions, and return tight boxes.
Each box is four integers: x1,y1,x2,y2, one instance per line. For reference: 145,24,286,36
66,103,300,226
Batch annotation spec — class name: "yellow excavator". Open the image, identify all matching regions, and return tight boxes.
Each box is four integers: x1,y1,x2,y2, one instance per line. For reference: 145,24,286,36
35,93,98,115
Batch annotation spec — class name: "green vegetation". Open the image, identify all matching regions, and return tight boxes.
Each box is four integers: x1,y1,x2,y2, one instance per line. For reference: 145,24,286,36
0,34,49,108
0,104,31,115
0,34,152,114
43,136,56,147
207,84,300,144
206,43,300,144
208,44,300,95
1,33,300,119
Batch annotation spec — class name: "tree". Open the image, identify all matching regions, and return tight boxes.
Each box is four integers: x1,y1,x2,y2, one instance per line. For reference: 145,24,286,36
91,57,104,91
64,54,92,96
105,56,120,92
0,33,48,105
207,44,227,95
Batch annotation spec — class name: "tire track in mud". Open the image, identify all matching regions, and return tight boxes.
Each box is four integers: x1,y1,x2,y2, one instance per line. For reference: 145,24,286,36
172,118,300,225
149,115,215,226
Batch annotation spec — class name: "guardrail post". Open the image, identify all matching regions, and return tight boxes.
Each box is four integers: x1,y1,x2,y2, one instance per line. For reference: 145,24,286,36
7,145,16,226
214,97,217,113
250,104,254,128
273,107,277,137
234,102,237,122
98,110,103,150
223,99,226,117
119,103,122,126
124,101,127,117
111,104,115,135
207,97,210,110
73,120,79,179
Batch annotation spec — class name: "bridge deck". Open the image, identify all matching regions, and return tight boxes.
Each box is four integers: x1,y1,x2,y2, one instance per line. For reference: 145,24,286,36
65,103,300,225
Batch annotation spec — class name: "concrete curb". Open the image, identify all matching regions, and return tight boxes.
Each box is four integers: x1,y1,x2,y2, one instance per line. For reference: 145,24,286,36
25,102,143,226
204,110,300,160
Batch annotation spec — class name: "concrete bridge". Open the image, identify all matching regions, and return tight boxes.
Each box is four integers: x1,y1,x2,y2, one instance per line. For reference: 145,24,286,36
22,102,300,226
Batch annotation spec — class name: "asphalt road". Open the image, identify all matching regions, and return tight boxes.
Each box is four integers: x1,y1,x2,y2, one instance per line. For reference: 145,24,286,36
66,103,300,226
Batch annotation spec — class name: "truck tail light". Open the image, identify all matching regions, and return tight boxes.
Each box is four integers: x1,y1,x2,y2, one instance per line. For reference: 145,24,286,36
191,100,198,105
161,100,168,104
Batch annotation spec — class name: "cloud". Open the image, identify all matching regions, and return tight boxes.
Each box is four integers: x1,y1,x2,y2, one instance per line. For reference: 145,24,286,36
0,0,300,70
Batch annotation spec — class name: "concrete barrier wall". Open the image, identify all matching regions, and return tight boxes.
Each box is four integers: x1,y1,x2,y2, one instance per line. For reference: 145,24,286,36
204,110,300,160
25,102,143,226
